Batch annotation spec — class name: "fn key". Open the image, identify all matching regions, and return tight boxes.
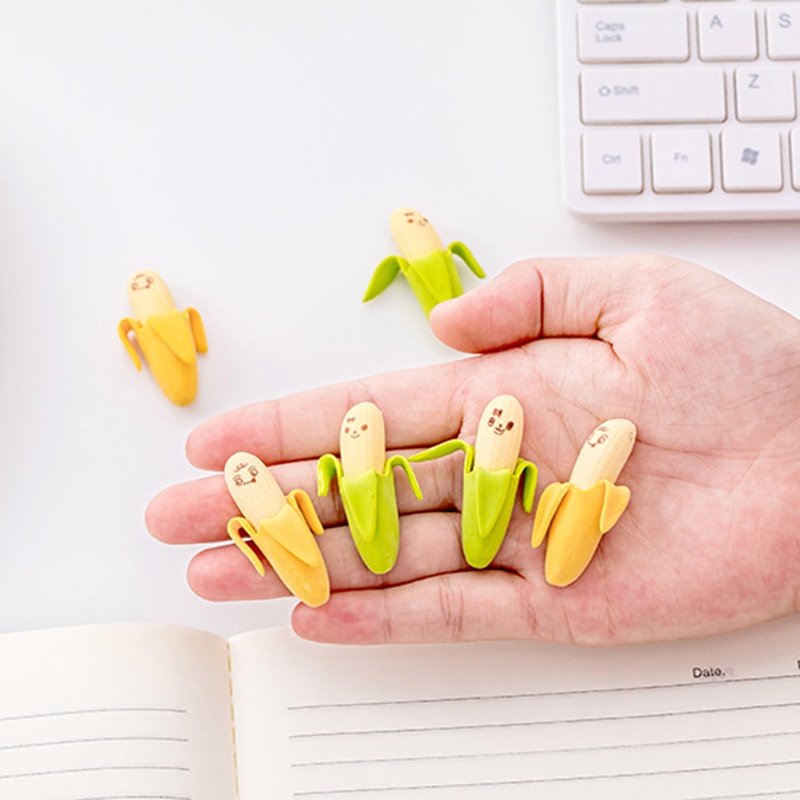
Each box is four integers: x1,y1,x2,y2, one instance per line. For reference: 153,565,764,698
651,131,713,194
582,132,642,195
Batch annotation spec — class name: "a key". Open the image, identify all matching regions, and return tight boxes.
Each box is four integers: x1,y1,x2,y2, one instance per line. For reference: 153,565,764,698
578,6,689,63
651,131,713,193
581,67,726,124
720,129,783,191
735,66,796,121
697,7,758,61
789,129,800,189
582,131,643,194
766,6,800,60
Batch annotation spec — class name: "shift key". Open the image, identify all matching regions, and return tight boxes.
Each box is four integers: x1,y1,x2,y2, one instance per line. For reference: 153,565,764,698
581,67,727,125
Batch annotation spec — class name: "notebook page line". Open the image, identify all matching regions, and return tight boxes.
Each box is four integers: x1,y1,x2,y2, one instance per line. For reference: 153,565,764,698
285,673,800,798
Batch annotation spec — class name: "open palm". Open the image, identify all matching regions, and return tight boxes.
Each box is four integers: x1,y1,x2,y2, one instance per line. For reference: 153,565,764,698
146,255,800,645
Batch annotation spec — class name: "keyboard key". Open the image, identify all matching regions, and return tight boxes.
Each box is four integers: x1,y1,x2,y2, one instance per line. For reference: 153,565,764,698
697,7,758,61
578,6,689,63
735,66,796,121
789,128,800,188
582,132,643,194
766,7,800,60
581,67,727,124
651,130,713,193
720,129,783,191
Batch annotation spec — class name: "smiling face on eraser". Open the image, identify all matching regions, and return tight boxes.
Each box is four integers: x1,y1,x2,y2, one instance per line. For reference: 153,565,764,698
125,269,175,321
230,460,260,488
224,451,287,523
474,395,524,472
389,207,443,261
339,401,386,477
478,394,523,438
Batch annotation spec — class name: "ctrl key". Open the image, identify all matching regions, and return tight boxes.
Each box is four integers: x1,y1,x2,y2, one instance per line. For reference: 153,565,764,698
581,131,643,195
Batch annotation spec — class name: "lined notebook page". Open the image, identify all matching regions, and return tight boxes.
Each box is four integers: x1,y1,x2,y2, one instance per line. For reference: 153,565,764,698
229,615,800,799
0,624,237,800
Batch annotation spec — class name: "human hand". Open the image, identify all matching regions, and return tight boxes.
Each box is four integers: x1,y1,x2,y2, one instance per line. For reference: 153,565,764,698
146,254,800,646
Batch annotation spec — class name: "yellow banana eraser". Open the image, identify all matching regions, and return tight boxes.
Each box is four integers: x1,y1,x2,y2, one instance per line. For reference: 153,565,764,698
531,419,636,587
224,452,330,608
117,270,207,406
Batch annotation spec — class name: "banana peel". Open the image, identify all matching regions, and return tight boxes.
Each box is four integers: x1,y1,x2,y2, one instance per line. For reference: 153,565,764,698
410,439,537,569
118,308,207,405
531,480,631,587
318,453,422,574
364,246,485,317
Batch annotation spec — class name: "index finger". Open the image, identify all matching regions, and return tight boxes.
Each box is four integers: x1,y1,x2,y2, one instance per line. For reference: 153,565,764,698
187,359,468,470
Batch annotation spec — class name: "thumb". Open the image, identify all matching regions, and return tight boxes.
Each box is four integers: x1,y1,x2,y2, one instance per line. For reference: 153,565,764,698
429,255,678,354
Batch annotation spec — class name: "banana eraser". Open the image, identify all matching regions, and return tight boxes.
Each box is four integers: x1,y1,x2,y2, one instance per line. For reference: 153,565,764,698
117,270,207,406
532,419,636,587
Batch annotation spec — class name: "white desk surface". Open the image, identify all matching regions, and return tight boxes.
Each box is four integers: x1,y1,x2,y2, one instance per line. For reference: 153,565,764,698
2,2,798,639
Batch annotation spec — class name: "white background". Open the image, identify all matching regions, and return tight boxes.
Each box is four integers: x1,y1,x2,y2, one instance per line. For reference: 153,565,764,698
1,1,797,638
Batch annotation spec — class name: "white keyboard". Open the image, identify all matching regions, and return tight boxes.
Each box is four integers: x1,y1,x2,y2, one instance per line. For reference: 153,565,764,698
557,0,800,220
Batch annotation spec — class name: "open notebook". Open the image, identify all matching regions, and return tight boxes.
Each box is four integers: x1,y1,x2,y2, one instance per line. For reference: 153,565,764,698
1,616,799,798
